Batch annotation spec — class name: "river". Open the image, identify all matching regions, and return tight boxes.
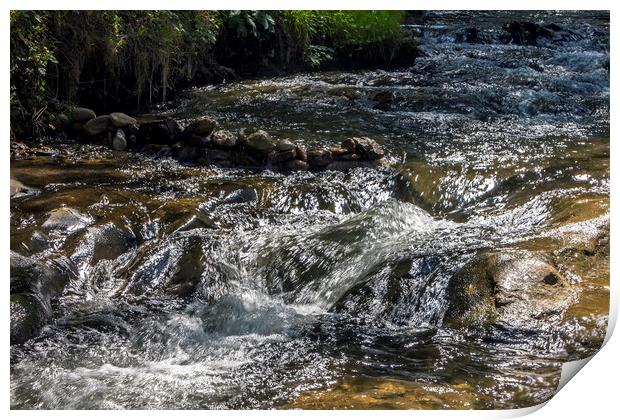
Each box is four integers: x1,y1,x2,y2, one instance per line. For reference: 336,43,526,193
10,10,609,409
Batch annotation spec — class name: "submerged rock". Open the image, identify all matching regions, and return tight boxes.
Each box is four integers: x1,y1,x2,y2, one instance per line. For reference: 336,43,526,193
70,223,137,265
444,252,576,328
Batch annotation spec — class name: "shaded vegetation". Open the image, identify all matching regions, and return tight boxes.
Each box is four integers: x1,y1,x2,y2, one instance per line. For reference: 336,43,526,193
10,10,416,138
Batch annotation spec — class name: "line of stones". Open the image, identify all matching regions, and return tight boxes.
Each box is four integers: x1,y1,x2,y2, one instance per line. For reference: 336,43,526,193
65,108,389,172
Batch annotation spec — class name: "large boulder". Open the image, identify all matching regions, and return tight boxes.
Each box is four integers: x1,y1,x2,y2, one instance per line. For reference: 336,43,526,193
71,107,96,123
83,115,112,137
444,252,576,328
110,112,137,128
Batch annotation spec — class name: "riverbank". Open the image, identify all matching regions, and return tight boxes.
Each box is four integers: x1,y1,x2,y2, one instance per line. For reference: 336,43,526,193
10,11,417,139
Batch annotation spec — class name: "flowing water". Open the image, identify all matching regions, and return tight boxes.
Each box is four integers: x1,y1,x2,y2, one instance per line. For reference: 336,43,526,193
10,11,610,409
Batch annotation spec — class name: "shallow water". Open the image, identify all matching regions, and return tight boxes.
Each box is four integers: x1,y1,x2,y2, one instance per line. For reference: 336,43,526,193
10,11,609,409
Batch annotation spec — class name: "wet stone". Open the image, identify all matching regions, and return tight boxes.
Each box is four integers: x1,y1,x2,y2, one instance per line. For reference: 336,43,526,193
350,137,384,160
42,207,92,233
342,138,357,154
10,293,50,345
275,139,296,152
188,134,211,147
307,148,333,167
285,159,310,171
83,115,111,137
326,160,359,171
246,130,274,153
222,188,259,205
295,145,308,161
111,129,127,151
444,252,576,328
269,149,297,164
10,178,36,198
211,129,237,149
177,145,200,162
109,112,137,128
137,118,181,145
71,107,96,123
200,148,232,164
183,116,216,137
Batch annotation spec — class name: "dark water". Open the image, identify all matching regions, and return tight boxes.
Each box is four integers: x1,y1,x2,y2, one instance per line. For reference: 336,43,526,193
10,11,609,409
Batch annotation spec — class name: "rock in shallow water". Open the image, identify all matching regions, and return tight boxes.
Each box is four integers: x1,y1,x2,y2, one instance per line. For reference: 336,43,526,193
109,112,137,128
444,252,576,328
42,207,93,233
307,148,333,167
10,252,76,344
246,130,274,153
137,118,182,145
83,115,111,137
183,116,216,137
285,160,310,171
211,129,237,149
10,178,36,198
350,137,385,160
10,293,50,345
222,188,259,205
111,129,127,151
